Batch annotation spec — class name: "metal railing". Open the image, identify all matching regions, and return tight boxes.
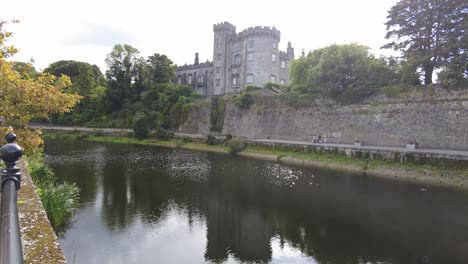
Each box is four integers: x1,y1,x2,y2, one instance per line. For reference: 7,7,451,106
0,133,24,264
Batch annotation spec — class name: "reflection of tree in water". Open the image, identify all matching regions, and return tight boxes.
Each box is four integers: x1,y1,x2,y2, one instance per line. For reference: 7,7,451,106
100,147,211,230
48,141,468,264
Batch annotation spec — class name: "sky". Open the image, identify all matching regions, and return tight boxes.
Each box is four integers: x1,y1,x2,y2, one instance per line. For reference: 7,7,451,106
1,0,400,72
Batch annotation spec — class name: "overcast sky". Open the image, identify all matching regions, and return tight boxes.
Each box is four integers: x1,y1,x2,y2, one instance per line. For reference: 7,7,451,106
2,0,400,72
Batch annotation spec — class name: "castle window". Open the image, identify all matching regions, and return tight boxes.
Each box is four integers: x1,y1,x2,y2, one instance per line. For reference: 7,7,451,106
270,75,277,83
247,52,254,61
272,54,277,62
246,74,254,84
248,40,254,49
216,79,220,86
216,67,221,74
280,79,285,85
187,75,193,85
198,74,204,84
177,76,182,85
234,54,241,64
232,75,239,87
281,60,286,69
273,42,277,49
217,53,222,61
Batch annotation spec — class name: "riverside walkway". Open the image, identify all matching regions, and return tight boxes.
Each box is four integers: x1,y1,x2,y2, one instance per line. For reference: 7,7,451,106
31,124,468,160
252,139,468,160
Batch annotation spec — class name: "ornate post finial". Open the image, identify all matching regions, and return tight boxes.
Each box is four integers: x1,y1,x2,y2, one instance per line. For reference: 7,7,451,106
0,133,23,190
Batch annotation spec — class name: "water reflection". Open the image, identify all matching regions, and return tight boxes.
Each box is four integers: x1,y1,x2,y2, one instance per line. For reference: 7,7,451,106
45,140,468,264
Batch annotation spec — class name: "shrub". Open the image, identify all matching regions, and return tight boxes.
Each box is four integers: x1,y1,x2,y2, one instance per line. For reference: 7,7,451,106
245,86,262,92
206,134,217,145
133,113,151,139
26,155,80,228
234,92,254,109
227,138,246,154
39,182,79,227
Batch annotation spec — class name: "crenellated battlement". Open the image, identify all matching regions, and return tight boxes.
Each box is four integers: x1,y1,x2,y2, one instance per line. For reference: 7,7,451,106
177,60,213,71
279,51,288,59
237,26,281,40
213,22,236,33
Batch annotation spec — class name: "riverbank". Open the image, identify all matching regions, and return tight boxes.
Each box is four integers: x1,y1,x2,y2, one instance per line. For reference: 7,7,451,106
43,133,468,191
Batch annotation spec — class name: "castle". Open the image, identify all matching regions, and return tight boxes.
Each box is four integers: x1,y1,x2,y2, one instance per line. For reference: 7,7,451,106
175,22,295,96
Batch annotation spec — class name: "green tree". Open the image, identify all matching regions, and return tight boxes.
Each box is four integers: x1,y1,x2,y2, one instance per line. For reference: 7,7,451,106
146,53,176,84
383,0,467,85
0,20,81,154
105,44,144,112
291,44,397,102
44,60,107,124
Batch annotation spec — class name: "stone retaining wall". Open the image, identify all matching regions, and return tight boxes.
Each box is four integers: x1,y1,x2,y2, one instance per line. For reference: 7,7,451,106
179,88,468,151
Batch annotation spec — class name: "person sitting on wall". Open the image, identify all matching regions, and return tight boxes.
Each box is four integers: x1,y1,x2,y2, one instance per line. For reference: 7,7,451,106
317,135,322,143
312,135,317,143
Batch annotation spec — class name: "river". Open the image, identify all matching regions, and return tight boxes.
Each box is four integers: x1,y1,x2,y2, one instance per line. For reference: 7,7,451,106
44,139,468,264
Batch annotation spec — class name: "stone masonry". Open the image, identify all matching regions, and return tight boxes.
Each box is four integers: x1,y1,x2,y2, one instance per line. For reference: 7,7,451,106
175,22,294,96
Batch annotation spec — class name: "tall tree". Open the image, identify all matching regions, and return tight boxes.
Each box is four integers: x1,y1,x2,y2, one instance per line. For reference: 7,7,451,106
44,60,107,123
383,0,467,85
146,53,176,84
105,44,143,111
290,44,398,102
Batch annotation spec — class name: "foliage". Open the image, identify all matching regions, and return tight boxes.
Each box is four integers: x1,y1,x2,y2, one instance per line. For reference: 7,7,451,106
39,182,79,227
264,82,280,89
44,60,107,125
210,97,225,133
227,138,246,154
234,91,254,109
132,112,151,139
290,44,398,103
206,134,217,145
383,0,467,85
105,44,145,111
245,86,262,92
26,155,79,227
0,20,81,154
146,53,176,84
279,92,316,108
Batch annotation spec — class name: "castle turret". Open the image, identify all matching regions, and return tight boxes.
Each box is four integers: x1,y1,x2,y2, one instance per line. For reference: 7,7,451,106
287,41,295,59
194,52,199,65
213,22,236,95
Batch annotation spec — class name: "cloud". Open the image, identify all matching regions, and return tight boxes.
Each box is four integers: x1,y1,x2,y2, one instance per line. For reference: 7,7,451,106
63,21,134,47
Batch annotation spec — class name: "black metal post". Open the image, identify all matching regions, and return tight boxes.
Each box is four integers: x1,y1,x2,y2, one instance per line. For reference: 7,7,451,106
0,133,23,264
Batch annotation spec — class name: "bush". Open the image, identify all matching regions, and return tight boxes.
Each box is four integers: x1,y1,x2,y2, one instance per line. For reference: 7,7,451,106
155,129,175,140
206,134,217,145
245,86,262,92
133,113,151,139
227,138,246,154
26,155,80,228
39,182,79,227
234,92,254,109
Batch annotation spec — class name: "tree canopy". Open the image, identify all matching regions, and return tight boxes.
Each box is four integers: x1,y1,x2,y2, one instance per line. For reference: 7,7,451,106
383,0,467,85
0,20,81,153
290,44,398,102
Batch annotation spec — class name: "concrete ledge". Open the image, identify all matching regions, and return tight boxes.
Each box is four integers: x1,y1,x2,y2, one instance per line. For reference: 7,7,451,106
18,161,66,264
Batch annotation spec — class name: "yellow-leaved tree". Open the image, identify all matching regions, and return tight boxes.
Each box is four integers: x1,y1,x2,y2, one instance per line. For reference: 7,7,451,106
0,20,81,154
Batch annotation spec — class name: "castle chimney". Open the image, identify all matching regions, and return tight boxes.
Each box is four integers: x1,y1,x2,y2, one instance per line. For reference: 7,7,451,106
195,53,199,65
287,41,295,59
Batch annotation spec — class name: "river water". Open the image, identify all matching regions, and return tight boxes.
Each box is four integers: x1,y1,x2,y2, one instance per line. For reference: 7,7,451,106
44,139,468,264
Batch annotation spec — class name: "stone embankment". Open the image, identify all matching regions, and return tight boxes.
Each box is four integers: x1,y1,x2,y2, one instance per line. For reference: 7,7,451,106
19,162,66,264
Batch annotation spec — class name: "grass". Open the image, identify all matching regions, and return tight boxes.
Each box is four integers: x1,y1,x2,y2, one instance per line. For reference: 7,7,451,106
25,155,80,228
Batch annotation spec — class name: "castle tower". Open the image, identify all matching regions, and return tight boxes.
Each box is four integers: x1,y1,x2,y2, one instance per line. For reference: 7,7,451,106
213,22,236,95
287,41,295,60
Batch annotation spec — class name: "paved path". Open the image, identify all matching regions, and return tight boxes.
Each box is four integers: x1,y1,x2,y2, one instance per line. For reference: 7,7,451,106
31,124,468,159
252,139,468,158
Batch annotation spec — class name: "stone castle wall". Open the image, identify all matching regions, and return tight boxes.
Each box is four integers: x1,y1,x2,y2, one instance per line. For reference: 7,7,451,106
179,88,468,151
